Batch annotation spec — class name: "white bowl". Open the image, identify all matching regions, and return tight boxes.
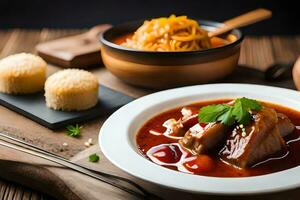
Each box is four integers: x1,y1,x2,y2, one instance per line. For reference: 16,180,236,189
99,84,300,195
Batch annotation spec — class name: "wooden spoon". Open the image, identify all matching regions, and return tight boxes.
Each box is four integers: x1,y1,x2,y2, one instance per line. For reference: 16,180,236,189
292,55,300,90
208,8,272,37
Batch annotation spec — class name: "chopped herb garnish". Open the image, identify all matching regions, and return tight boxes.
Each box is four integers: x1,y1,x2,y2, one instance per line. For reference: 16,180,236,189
66,124,82,137
232,97,262,125
199,97,262,126
198,104,230,123
89,153,100,162
217,106,235,126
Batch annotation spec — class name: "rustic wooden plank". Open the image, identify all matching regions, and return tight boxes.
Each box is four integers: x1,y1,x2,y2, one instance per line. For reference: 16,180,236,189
12,186,24,200
39,29,84,43
30,193,40,200
0,30,300,200
271,36,300,63
239,36,275,71
5,183,16,200
2,182,11,199
1,29,84,58
0,29,41,58
21,189,31,200
0,31,13,52
0,180,53,200
0,180,8,199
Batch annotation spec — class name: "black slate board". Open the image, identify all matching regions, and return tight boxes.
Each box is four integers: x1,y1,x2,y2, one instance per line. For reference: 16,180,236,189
0,85,135,129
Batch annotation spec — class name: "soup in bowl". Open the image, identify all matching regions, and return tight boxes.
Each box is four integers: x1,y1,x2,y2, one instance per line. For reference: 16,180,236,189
99,84,300,194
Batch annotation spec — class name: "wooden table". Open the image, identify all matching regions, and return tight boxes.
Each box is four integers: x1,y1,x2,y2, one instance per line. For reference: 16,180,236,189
0,29,300,200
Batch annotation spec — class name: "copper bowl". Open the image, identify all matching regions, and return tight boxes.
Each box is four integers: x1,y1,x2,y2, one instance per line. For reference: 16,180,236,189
100,20,243,89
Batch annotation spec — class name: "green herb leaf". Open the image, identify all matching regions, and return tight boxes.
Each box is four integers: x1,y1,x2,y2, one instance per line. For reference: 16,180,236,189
232,98,262,125
89,153,100,162
239,97,262,111
66,124,82,137
198,104,230,123
198,97,262,126
217,107,235,126
232,99,251,124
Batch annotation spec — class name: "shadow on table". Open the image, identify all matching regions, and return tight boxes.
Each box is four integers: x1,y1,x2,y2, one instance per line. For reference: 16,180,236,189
221,65,296,90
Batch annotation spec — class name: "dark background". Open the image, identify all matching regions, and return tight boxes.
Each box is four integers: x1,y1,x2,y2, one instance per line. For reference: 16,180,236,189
0,0,299,35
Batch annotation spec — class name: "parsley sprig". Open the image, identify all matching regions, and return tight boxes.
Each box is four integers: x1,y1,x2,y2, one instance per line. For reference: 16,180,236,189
198,97,262,126
89,153,100,162
66,124,83,137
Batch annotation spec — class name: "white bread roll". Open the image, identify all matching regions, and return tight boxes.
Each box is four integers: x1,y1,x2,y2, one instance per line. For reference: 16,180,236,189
0,53,46,94
45,69,99,111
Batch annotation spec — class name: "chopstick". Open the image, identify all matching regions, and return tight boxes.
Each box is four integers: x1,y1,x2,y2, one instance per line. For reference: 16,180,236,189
0,132,161,200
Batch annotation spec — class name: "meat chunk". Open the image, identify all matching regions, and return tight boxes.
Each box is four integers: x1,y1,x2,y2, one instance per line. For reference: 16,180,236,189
180,107,199,130
248,126,285,166
160,107,199,139
220,107,286,168
162,119,185,138
277,113,295,137
179,122,227,155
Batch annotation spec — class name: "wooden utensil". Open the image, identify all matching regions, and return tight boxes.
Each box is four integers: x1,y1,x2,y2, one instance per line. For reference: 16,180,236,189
36,24,111,68
292,55,300,90
208,8,272,37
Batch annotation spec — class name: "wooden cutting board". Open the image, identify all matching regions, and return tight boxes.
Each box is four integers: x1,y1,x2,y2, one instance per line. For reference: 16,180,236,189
36,24,111,68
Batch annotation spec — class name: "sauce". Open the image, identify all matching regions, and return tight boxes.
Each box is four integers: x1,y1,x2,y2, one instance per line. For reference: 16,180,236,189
151,144,182,163
136,100,300,177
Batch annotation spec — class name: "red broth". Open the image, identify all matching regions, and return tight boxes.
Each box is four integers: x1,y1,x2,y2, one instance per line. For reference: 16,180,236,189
136,100,300,177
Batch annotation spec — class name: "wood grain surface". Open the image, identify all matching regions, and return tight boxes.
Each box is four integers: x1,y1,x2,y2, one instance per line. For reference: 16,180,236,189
36,25,111,68
0,29,300,199
0,179,52,200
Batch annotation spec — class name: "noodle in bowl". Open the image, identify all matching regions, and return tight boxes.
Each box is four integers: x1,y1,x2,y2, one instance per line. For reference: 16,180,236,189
100,17,243,89
121,15,212,52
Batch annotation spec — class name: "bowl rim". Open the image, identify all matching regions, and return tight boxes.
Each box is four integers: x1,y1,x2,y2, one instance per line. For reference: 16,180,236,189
100,19,244,55
99,83,300,195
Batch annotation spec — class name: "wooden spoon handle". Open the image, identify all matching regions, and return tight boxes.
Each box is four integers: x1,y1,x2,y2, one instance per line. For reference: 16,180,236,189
208,8,272,37
292,55,300,90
